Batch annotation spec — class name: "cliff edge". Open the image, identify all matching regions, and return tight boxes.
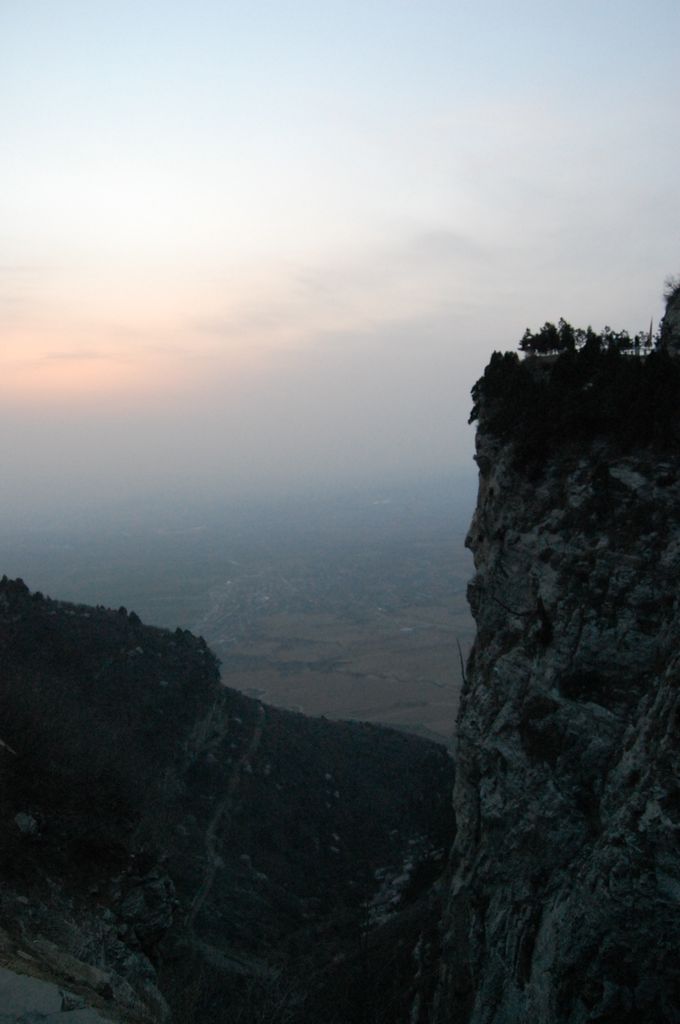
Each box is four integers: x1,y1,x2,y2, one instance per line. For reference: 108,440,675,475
434,290,680,1023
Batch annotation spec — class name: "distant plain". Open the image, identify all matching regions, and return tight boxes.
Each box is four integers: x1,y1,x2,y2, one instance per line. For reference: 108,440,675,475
1,476,476,747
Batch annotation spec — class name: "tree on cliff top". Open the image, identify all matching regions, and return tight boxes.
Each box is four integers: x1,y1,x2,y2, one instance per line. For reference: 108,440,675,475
469,320,680,469
519,319,575,355
519,319,651,358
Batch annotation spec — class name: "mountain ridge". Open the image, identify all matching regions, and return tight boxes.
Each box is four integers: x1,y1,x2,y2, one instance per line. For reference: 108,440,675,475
0,576,454,1022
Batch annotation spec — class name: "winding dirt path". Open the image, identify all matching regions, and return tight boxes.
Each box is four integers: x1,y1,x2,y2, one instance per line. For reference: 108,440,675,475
187,703,265,931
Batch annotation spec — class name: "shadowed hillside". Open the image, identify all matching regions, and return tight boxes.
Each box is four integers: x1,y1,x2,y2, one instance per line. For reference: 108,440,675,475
0,576,454,1023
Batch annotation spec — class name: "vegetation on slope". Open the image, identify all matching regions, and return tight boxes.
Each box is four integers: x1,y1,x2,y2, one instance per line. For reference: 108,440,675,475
0,576,455,1023
0,575,218,878
469,321,680,470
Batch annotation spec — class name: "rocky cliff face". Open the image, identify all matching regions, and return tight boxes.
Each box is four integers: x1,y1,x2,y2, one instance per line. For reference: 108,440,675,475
660,280,680,355
433,372,680,1020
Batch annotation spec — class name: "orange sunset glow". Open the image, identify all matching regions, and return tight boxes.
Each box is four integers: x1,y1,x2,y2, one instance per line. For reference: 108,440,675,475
1,0,678,515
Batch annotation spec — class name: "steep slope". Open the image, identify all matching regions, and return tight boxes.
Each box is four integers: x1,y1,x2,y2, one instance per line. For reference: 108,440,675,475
0,578,454,1023
433,302,680,1023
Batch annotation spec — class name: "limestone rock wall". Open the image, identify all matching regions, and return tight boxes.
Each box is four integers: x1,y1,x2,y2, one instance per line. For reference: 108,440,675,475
433,430,680,1023
660,280,680,355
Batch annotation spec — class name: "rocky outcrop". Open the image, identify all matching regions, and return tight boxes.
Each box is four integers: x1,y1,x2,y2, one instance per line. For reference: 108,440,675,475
660,279,680,355
0,964,113,1023
0,864,173,1023
433,392,680,1020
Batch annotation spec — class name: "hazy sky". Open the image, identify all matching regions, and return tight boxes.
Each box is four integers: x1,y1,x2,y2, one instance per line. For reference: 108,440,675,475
2,0,679,522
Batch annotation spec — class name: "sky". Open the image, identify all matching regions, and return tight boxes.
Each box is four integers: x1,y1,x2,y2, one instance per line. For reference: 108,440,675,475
2,0,679,524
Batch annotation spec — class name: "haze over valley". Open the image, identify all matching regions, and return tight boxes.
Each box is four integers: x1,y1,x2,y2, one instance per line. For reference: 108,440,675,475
0,475,475,744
